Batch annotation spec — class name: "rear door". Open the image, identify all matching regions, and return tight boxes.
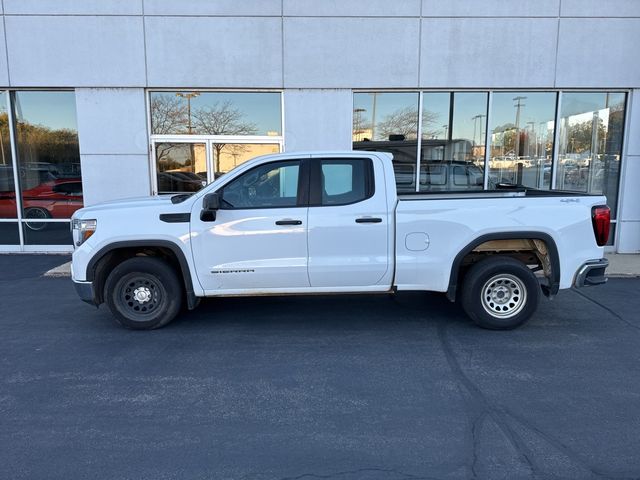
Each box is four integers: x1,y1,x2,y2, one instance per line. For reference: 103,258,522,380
307,155,391,287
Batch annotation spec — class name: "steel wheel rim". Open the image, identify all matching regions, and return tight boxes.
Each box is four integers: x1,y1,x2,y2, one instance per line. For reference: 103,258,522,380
119,275,162,320
24,208,48,231
481,273,527,319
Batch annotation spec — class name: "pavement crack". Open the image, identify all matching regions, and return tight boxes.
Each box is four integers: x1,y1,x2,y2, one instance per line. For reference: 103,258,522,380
571,288,640,332
274,467,436,480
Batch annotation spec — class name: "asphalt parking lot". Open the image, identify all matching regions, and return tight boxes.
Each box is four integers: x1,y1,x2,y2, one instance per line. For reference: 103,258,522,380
2,255,640,480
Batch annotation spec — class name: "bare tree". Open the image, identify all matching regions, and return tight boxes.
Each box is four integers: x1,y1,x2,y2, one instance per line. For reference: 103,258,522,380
150,95,189,164
191,101,258,173
150,95,187,135
376,107,441,141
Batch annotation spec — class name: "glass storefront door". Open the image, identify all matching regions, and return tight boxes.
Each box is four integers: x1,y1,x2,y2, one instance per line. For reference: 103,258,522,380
154,141,209,194
152,139,281,194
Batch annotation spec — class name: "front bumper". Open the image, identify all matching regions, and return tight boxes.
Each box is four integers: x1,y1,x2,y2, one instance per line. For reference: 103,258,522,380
73,278,98,306
574,258,609,287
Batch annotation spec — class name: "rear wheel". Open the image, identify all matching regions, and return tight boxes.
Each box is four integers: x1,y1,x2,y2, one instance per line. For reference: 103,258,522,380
104,257,182,330
461,256,540,330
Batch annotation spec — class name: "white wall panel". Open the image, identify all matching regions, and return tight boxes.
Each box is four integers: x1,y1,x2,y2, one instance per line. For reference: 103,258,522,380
422,0,559,17
5,16,146,87
145,16,282,87
617,222,640,253
284,89,352,151
284,18,420,88
4,0,142,15
283,0,420,17
144,0,281,16
619,157,640,221
556,19,640,88
561,0,640,17
420,18,557,87
0,21,9,85
81,154,151,206
75,88,148,155
625,90,640,156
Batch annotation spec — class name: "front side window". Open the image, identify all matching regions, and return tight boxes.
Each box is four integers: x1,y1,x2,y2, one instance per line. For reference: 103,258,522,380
220,160,300,209
319,159,372,206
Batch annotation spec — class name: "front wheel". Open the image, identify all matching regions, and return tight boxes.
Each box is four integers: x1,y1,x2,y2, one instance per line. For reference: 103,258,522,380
461,256,540,330
104,257,183,330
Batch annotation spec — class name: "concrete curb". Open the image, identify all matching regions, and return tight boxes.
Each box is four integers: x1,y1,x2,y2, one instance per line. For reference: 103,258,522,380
43,262,71,278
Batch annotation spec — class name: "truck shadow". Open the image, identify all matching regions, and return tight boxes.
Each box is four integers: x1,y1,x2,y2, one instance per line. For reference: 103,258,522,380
169,291,474,331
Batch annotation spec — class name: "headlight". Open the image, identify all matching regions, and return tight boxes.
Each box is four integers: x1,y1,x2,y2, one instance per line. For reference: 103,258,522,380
71,218,97,247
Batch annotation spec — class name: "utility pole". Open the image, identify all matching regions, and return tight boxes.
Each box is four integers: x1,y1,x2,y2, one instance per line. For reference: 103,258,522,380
176,91,200,134
513,96,526,158
353,108,366,140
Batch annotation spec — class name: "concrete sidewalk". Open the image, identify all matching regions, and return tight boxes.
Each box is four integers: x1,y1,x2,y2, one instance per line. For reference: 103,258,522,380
41,253,640,278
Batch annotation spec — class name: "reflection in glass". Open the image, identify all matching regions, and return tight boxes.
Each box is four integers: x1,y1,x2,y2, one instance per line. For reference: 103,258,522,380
221,160,299,209
557,92,625,218
352,92,419,193
0,91,17,220
419,92,488,192
150,92,282,136
156,143,207,194
489,92,556,189
13,91,82,224
23,221,72,245
213,143,280,177
0,222,19,244
422,93,451,141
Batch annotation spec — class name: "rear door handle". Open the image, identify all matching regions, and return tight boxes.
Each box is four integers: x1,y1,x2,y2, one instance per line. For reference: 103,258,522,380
355,217,382,223
275,219,302,225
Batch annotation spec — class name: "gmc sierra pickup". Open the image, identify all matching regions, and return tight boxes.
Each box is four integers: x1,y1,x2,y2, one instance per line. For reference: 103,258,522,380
71,151,610,330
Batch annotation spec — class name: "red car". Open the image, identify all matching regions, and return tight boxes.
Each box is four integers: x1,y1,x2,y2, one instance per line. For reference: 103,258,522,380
0,178,83,230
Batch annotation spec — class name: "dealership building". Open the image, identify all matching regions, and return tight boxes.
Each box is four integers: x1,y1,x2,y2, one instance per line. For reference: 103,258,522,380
0,0,639,252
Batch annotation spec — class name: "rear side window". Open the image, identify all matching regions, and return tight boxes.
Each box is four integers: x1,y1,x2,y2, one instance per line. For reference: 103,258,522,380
314,158,374,206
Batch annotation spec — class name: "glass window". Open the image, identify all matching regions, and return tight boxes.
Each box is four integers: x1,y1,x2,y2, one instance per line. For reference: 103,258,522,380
419,92,488,192
0,91,17,222
557,92,626,219
220,160,300,209
155,143,207,194
353,92,419,193
489,92,556,189
13,91,82,222
22,222,72,245
0,222,19,245
320,159,372,206
213,143,280,178
150,91,282,136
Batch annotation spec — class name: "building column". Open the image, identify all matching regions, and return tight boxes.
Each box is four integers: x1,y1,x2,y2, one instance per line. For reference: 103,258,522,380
75,88,150,206
617,89,640,253
283,89,352,151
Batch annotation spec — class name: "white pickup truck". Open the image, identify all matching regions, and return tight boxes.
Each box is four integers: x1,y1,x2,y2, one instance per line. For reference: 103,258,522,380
71,151,610,330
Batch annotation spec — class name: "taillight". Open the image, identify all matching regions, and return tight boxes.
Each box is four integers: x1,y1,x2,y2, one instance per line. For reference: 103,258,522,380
591,205,610,246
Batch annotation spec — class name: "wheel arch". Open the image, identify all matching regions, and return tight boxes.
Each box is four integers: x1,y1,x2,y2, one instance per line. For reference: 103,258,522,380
446,231,560,302
86,240,198,309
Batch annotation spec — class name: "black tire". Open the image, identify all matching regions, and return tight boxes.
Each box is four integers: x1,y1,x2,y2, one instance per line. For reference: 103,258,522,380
461,256,540,330
104,257,183,330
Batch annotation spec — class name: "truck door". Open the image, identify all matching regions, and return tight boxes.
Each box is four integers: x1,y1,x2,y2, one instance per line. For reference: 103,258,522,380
190,158,310,292
307,156,390,287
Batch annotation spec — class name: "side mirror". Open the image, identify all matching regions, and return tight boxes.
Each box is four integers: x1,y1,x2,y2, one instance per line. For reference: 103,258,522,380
201,192,221,222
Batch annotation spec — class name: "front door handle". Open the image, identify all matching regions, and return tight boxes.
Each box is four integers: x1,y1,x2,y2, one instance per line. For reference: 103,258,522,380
355,217,382,223
275,219,302,225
